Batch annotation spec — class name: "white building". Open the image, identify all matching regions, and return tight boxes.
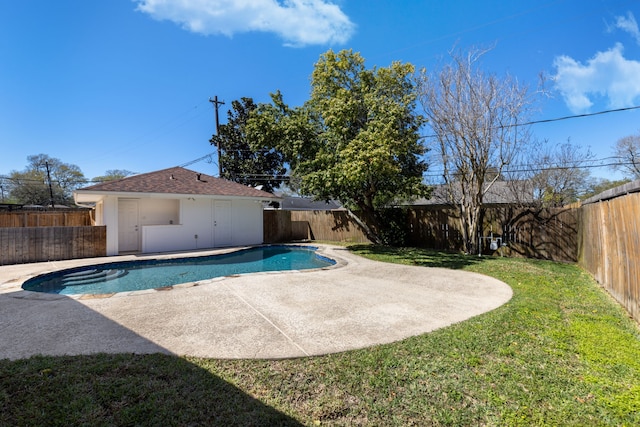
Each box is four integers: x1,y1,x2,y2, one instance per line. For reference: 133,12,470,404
74,167,279,255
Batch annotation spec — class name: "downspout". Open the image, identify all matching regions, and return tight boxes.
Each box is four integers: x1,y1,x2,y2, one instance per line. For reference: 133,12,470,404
73,193,95,209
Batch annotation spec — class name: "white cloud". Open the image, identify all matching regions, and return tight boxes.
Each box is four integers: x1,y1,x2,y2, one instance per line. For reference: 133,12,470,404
613,11,640,45
552,43,640,113
134,0,355,46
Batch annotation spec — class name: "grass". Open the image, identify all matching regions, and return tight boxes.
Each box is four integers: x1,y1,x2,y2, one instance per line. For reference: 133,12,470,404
2,246,640,426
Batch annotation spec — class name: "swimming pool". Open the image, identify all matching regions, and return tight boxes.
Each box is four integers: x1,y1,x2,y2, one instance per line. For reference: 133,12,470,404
22,245,336,295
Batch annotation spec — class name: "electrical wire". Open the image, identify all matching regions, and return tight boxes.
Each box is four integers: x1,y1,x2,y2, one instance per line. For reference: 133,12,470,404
3,104,638,187
421,105,640,139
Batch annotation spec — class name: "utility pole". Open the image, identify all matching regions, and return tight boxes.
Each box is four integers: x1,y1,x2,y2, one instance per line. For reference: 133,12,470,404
45,161,55,208
209,96,225,177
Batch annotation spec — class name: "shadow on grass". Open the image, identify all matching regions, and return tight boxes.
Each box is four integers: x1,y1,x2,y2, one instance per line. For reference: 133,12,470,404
347,245,491,269
0,353,302,426
0,292,301,425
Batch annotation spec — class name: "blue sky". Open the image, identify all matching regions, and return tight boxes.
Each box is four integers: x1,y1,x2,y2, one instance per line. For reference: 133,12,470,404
1,0,639,183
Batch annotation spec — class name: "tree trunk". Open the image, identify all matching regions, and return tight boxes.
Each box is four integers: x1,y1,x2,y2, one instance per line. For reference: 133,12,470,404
348,207,383,245
458,201,482,254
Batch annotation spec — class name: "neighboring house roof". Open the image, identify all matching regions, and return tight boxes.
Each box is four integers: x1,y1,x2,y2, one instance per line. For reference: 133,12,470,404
0,203,24,211
277,196,344,211
411,180,535,206
74,167,279,203
581,178,640,205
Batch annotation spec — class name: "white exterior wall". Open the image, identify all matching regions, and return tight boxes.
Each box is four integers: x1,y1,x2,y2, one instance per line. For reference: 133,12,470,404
230,199,264,246
142,198,215,253
139,198,179,226
102,197,119,256
94,196,264,255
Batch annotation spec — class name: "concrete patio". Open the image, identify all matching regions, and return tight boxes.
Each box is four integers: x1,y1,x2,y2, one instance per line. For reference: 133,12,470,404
0,245,512,360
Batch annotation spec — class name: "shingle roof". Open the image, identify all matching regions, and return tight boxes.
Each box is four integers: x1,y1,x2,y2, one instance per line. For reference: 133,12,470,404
76,167,279,199
410,180,535,206
277,196,344,211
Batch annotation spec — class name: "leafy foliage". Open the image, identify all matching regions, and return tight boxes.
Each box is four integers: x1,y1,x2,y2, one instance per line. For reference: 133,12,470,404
305,50,429,210
248,50,430,241
581,177,632,200
91,169,135,183
211,97,286,193
8,154,85,206
375,208,410,246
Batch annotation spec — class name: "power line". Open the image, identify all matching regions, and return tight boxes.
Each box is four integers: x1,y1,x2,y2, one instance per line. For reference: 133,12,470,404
517,105,640,127
79,102,210,162
421,105,640,139
0,156,635,188
422,159,638,178
178,152,216,168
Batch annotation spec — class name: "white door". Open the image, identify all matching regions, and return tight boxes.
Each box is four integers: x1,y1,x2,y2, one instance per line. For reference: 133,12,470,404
213,200,232,247
118,199,140,252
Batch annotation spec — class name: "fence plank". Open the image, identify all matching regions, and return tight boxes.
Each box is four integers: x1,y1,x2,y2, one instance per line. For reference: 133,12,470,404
0,226,107,265
266,207,578,261
291,210,370,243
579,184,640,324
408,206,578,262
0,210,92,228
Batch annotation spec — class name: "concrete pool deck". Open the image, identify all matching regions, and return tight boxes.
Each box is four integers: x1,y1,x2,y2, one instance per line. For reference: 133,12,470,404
0,244,512,360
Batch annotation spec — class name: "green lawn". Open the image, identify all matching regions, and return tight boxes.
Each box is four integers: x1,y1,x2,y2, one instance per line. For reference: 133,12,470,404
2,246,639,426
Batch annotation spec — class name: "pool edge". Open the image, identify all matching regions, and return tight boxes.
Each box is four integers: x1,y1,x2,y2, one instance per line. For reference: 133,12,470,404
2,244,348,300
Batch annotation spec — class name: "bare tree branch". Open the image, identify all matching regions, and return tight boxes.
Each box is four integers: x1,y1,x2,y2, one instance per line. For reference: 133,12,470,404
417,46,536,253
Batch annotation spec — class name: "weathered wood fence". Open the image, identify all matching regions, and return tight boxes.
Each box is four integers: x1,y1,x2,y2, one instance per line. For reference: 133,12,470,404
3,186,639,324
266,206,579,262
407,206,579,262
0,210,93,227
264,210,370,244
578,180,640,323
0,210,103,265
0,226,106,265
266,198,638,323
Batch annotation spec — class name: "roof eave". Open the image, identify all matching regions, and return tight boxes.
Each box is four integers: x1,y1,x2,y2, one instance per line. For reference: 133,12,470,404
74,190,281,204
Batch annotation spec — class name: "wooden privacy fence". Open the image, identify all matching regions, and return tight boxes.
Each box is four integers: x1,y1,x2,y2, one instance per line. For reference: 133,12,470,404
579,180,640,323
408,206,579,262
264,210,370,244
0,226,106,265
0,210,93,227
265,206,578,262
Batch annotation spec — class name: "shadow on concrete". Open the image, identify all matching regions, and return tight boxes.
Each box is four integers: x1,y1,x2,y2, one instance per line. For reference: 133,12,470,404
0,292,302,425
0,292,172,360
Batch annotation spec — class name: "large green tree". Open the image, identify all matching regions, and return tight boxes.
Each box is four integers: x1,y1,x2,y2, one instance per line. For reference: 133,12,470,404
248,50,429,242
8,154,85,206
245,90,322,193
210,97,286,193
91,169,135,183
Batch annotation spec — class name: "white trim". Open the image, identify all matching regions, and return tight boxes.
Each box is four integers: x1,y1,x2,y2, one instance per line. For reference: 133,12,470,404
74,190,279,204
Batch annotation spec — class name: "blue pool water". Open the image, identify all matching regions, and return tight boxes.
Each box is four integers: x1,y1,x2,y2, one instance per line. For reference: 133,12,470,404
22,246,335,295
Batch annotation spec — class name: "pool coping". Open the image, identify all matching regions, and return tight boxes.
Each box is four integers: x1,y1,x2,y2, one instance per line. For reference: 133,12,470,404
0,243,347,301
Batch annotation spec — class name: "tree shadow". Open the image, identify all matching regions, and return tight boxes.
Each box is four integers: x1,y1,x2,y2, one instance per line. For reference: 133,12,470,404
500,207,578,263
347,244,488,269
0,292,302,425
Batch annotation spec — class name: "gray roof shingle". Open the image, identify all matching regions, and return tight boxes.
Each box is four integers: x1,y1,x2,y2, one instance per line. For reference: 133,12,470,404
410,180,535,206
77,167,279,199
